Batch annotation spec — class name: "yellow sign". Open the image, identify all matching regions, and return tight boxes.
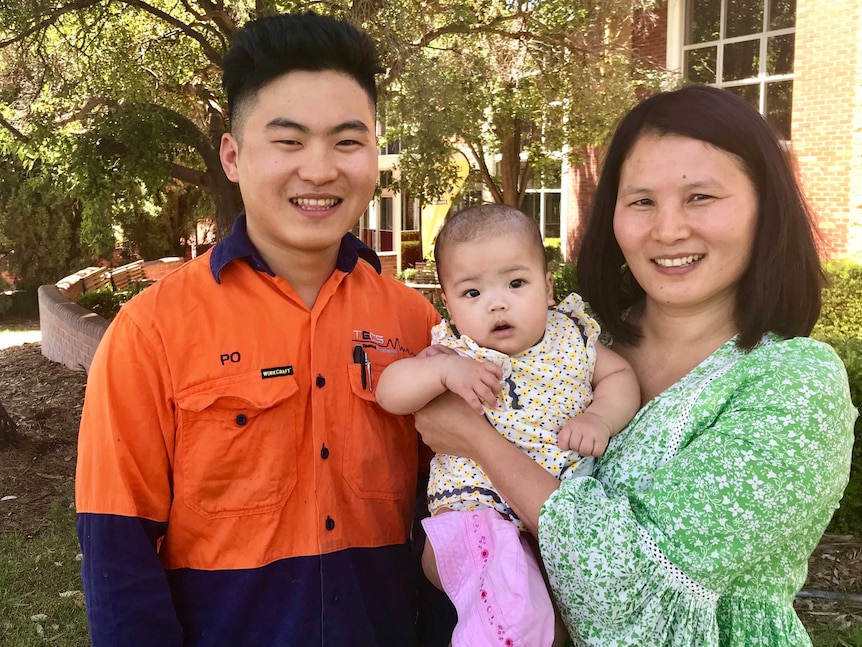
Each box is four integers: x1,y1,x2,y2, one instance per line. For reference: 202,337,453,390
421,154,472,256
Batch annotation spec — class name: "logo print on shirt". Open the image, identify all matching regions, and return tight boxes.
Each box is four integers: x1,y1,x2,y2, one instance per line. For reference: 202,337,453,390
220,351,241,365
261,366,295,379
352,330,418,356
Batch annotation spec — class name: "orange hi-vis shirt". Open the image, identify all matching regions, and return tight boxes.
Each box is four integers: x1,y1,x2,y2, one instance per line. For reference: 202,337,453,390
76,217,439,646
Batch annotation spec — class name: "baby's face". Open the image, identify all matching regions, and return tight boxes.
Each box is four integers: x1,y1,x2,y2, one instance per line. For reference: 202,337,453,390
439,233,553,355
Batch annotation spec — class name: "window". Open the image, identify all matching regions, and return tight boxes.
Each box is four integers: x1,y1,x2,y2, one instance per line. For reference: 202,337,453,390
522,162,562,239
683,0,795,139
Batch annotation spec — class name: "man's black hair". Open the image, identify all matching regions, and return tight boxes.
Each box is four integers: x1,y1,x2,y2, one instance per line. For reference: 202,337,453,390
222,12,383,130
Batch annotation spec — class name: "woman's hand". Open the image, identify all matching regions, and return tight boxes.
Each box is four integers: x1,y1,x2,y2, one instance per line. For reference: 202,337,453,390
415,391,561,535
413,390,494,460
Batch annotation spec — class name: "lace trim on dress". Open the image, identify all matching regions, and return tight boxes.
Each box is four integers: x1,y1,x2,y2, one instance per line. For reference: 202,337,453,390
660,359,740,466
636,524,720,603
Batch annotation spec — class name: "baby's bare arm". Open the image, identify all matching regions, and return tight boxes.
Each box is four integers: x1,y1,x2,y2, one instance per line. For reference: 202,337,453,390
558,343,640,456
377,353,502,415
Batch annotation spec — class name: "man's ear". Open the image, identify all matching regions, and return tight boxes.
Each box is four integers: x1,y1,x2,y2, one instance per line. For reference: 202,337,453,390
545,271,555,307
220,133,240,183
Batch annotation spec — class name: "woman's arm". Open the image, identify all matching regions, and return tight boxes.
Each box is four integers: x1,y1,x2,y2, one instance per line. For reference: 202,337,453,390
414,391,560,535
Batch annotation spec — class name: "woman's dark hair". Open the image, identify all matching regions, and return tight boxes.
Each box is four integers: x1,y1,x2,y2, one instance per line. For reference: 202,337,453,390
577,84,824,350
222,12,383,133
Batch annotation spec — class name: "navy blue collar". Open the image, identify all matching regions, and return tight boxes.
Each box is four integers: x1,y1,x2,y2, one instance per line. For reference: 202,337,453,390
210,214,381,283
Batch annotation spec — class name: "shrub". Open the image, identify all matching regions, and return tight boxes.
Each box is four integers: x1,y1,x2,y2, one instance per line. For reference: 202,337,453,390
821,338,862,536
75,281,151,320
813,260,862,340
544,238,562,271
552,263,580,304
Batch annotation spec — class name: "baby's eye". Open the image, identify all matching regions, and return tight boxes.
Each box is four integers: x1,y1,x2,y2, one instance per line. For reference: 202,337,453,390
509,279,524,288
464,288,480,298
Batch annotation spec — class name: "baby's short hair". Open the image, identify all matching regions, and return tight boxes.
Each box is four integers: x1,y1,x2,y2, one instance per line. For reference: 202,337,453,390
434,204,546,279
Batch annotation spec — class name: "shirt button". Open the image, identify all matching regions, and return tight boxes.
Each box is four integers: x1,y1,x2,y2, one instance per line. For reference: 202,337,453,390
316,375,326,388
320,444,330,459
330,591,340,603
325,516,335,531
235,414,248,426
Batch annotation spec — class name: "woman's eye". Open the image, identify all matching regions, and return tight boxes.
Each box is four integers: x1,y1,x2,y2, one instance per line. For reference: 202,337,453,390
509,279,524,288
464,289,480,298
631,198,653,207
690,193,713,202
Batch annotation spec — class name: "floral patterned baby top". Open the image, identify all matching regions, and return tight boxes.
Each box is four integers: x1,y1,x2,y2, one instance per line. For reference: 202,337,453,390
427,293,600,528
538,335,857,646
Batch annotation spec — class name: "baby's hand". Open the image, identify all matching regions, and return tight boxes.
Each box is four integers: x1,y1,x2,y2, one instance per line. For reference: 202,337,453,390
440,356,502,415
558,412,612,457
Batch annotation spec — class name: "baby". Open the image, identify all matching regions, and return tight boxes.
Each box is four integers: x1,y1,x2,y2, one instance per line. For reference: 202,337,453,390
377,204,640,647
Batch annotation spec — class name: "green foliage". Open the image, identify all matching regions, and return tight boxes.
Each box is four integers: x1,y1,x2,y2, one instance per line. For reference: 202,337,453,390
0,151,91,289
544,238,562,271
820,337,862,536
812,260,862,340
553,262,581,303
381,1,673,206
813,261,862,536
76,280,150,320
0,486,89,647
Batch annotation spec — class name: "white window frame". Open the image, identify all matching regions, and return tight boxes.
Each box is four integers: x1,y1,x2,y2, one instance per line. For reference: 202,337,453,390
667,0,794,117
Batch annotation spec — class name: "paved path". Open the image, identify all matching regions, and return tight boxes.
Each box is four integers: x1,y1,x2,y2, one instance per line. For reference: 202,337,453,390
0,330,41,350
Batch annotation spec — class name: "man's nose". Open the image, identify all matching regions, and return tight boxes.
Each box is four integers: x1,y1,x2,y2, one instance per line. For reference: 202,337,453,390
297,145,338,185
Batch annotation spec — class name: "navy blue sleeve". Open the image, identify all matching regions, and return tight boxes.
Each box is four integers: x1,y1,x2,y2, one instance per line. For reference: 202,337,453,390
77,513,183,646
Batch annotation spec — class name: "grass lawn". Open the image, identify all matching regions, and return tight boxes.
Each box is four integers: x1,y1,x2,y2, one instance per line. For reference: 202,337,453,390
0,486,90,646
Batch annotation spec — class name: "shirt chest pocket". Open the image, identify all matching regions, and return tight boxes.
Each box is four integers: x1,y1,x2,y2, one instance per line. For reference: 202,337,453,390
176,374,300,519
342,362,416,501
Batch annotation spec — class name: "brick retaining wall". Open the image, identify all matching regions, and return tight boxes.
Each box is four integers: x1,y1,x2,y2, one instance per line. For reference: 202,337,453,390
39,257,185,371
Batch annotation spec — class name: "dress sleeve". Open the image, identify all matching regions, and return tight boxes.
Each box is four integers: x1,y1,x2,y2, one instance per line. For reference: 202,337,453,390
537,338,857,645
76,310,184,646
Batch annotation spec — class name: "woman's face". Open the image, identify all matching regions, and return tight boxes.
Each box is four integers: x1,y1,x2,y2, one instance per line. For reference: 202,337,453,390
613,132,758,315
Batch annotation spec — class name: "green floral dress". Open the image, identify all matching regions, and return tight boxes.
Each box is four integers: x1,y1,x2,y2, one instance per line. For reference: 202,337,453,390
538,335,857,646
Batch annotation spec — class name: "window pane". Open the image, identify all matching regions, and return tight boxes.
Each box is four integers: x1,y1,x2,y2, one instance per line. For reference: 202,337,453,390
723,39,760,82
401,193,418,231
686,0,721,44
522,193,540,223
766,80,793,139
379,197,393,231
725,0,764,38
766,33,794,75
769,0,795,30
543,193,561,238
726,84,761,112
685,47,717,83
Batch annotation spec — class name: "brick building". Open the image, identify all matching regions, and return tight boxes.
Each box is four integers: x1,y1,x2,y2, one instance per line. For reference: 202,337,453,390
564,0,862,262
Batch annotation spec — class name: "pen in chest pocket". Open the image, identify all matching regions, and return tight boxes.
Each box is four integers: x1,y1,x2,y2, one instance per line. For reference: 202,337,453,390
352,345,373,392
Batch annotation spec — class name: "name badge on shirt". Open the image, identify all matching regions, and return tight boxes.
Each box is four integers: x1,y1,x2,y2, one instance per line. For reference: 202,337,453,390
261,366,294,379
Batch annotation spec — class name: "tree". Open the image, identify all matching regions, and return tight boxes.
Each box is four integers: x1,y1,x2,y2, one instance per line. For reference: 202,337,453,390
0,0,669,268
379,0,671,208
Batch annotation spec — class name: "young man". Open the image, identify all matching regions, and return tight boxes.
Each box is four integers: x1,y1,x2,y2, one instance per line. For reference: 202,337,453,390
75,13,439,646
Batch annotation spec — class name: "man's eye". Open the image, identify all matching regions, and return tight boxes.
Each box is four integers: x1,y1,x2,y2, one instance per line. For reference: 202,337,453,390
464,289,480,298
510,279,524,288
337,139,361,147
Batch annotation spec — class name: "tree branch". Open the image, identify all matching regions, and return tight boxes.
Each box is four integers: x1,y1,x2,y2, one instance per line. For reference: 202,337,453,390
0,0,101,48
118,0,224,67
0,114,29,143
467,140,503,204
171,162,207,186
